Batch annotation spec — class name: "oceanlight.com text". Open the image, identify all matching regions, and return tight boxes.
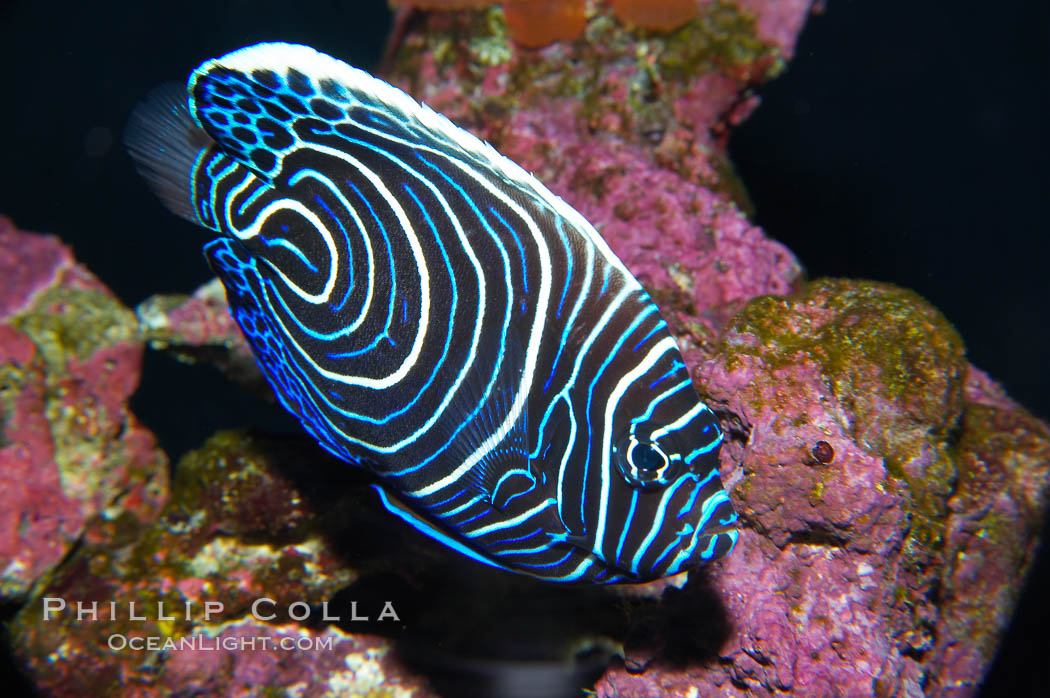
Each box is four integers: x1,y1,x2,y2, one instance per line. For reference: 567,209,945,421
107,634,336,652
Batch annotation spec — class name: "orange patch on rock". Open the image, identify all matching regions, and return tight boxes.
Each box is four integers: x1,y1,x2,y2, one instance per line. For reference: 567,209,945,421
390,0,494,8
611,0,698,31
392,0,589,48
503,0,589,48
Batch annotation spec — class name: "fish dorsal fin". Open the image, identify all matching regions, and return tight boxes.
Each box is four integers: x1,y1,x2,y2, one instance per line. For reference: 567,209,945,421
187,42,526,188
183,43,631,278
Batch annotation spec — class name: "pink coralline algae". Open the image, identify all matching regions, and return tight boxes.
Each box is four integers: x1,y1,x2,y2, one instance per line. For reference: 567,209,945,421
136,279,267,397
599,281,1049,696
0,215,168,600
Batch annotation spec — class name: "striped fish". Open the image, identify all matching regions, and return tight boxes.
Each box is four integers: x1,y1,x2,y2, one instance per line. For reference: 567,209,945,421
126,43,737,583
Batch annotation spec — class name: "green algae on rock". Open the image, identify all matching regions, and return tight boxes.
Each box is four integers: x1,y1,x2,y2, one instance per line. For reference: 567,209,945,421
723,279,968,561
10,283,137,370
933,403,1050,685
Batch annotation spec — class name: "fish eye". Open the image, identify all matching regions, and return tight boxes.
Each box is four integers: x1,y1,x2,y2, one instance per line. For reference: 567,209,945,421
613,429,682,489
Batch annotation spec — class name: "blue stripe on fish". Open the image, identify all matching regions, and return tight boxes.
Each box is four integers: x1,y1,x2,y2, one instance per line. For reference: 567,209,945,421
125,42,738,583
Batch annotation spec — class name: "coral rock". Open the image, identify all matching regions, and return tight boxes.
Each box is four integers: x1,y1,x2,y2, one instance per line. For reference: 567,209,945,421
11,0,1043,694
159,619,429,698
597,280,1049,695
10,430,434,696
0,215,168,601
136,278,267,395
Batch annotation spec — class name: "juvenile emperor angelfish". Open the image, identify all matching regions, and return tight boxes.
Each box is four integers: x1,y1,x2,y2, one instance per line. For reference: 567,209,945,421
126,42,738,583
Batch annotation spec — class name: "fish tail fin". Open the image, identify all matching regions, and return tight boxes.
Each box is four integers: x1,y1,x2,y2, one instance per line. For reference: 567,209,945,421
124,82,212,225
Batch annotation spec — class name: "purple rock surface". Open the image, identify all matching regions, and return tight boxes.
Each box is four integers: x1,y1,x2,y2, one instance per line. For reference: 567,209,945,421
599,282,1048,696
159,619,427,697
389,1,805,327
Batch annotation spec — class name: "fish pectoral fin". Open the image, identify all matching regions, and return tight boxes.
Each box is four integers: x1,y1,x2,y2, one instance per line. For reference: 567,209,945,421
463,439,538,512
489,467,537,511
439,322,536,511
462,451,538,511
547,530,591,550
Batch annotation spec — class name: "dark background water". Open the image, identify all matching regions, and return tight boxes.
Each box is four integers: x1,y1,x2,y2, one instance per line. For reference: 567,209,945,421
0,0,1046,695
